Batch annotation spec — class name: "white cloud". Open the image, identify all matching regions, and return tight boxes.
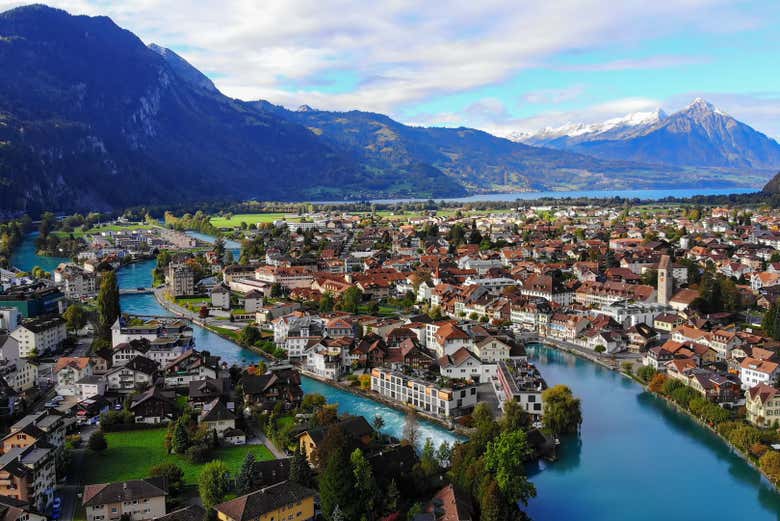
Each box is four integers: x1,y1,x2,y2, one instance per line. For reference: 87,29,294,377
0,0,761,117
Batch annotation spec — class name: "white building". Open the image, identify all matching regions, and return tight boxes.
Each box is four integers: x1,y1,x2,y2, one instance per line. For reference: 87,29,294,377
10,317,67,358
370,367,478,418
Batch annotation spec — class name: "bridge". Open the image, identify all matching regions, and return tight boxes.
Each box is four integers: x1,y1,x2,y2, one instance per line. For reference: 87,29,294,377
119,287,154,295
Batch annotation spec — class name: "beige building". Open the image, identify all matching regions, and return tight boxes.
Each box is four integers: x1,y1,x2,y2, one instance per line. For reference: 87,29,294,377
166,263,194,297
746,383,780,428
83,478,167,521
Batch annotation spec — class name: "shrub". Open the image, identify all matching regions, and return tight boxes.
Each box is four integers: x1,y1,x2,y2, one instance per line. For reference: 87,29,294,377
89,430,108,452
185,444,211,464
636,365,656,383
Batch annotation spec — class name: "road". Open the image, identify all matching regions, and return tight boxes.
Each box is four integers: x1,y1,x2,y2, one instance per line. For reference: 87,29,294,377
58,425,97,521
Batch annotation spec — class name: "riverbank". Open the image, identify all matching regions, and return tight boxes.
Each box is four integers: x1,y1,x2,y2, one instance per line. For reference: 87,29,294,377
528,340,780,494
299,367,469,438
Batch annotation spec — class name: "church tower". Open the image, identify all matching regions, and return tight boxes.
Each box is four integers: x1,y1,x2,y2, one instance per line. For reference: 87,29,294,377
657,255,673,306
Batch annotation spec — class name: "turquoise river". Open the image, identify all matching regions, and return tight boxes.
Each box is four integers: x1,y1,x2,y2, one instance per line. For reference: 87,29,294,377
11,234,780,520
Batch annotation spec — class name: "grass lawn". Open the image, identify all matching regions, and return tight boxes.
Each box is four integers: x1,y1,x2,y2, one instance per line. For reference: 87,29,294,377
210,326,240,341
210,213,300,228
84,429,274,485
276,415,295,430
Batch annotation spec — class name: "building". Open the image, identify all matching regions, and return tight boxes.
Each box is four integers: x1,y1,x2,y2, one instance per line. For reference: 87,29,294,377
198,398,236,437
495,360,546,418
657,254,672,306
740,357,780,389
0,495,46,521
53,263,97,299
370,367,478,418
166,263,194,297
83,478,168,521
10,317,67,358
0,446,56,511
54,357,93,396
105,356,158,393
746,383,780,428
214,481,316,521
210,284,231,311
296,416,374,465
0,285,63,318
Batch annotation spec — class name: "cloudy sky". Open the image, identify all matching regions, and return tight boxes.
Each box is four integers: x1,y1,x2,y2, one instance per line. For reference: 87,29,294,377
3,0,780,138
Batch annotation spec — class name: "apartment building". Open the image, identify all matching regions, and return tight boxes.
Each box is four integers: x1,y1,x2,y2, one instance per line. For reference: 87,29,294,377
370,367,478,418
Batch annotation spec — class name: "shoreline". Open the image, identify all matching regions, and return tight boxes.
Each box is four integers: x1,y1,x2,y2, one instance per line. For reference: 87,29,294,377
298,367,469,438
529,338,780,493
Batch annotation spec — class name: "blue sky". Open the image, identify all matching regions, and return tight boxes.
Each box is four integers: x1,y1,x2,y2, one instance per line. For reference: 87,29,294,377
3,0,779,137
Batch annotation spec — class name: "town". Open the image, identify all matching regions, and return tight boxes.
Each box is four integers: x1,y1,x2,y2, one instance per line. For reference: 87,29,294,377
1,199,780,520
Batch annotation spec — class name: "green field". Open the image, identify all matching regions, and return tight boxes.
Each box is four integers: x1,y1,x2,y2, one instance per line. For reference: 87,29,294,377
83,429,274,485
53,223,156,238
210,213,299,228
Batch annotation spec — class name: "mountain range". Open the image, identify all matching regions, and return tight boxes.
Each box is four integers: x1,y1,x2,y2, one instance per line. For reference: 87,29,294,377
511,99,780,170
0,5,777,214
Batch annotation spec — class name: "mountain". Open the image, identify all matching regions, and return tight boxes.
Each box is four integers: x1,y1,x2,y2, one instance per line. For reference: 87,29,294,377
0,6,766,214
252,101,706,194
512,99,780,170
0,5,465,214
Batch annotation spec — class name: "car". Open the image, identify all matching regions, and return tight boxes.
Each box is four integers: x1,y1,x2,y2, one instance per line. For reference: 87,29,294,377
114,403,122,410
50,511,60,520
53,498,62,509
52,396,65,403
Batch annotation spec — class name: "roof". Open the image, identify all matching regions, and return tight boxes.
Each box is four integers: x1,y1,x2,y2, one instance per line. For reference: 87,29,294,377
153,505,206,521
748,383,780,404
199,398,236,423
54,357,91,373
299,416,373,446
83,478,168,506
425,484,473,521
214,481,315,521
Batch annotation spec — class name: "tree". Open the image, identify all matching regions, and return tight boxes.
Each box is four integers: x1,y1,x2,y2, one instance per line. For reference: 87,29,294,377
479,477,509,521
237,325,261,346
213,236,226,260
89,429,108,452
372,414,385,433
289,445,314,488
96,271,120,339
542,385,582,436
419,438,439,477
198,461,231,509
351,449,379,517
484,430,536,505
319,448,357,521
385,479,400,513
235,452,256,495
763,301,780,340
760,450,780,483
150,463,184,496
501,399,530,432
63,304,88,333
403,408,420,447
436,441,452,468
648,373,667,393
342,286,362,314
319,292,335,312
301,393,326,412
172,418,190,454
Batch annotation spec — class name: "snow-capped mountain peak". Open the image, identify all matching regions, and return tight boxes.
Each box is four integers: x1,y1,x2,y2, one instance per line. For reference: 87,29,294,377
509,108,666,142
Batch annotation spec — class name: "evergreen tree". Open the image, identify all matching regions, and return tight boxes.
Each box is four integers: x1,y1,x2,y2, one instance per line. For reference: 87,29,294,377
96,271,120,339
385,479,400,513
89,429,107,452
319,448,357,521
351,449,379,518
289,445,314,487
236,452,255,495
764,301,780,340
479,478,508,521
172,418,190,454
